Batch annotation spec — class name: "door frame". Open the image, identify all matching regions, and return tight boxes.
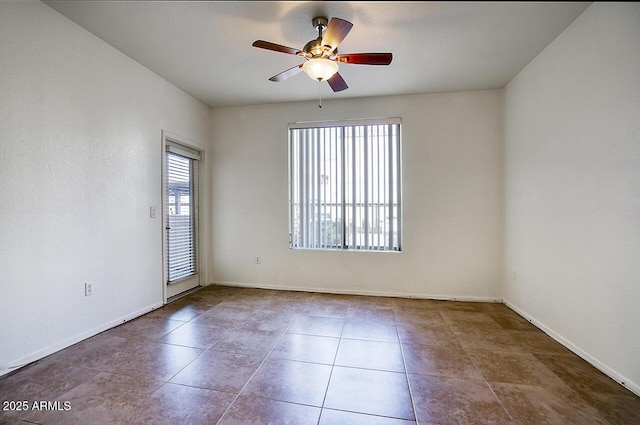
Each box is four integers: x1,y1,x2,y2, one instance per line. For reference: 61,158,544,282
161,130,208,304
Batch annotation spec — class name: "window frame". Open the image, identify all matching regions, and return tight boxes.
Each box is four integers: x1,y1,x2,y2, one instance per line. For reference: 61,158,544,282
288,118,402,252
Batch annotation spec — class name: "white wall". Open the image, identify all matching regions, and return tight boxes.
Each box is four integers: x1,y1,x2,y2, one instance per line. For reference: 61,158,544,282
503,3,640,394
209,90,503,300
0,2,210,373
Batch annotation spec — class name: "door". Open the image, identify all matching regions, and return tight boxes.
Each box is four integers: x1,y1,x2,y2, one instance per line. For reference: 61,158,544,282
164,141,200,299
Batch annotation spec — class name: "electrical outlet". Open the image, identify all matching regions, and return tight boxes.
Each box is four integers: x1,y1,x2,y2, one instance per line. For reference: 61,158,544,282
85,282,93,296
512,271,517,282
256,256,261,264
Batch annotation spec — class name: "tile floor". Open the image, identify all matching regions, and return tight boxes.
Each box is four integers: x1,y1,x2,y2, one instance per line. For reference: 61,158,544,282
1,285,638,424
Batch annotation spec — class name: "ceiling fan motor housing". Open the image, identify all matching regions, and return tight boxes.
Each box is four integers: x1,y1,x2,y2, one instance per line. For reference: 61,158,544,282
303,38,321,57
304,38,333,58
304,17,332,58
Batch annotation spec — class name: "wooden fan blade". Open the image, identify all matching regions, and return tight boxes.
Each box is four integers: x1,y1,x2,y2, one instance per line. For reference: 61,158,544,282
269,64,304,82
327,72,348,92
252,40,302,56
335,53,393,65
322,18,353,52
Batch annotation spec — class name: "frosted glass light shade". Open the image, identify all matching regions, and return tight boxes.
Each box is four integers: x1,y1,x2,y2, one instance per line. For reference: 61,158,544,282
302,58,339,81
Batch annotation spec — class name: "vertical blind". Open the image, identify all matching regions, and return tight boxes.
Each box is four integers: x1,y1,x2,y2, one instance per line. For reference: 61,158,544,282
289,119,402,251
165,145,199,282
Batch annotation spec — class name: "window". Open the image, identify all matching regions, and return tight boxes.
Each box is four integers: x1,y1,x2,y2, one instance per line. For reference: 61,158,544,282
289,119,402,251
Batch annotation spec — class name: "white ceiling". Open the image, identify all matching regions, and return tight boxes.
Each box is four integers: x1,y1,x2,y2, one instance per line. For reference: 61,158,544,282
44,1,591,108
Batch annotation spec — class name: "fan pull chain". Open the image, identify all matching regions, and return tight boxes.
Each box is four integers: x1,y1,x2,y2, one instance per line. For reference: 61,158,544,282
318,79,322,108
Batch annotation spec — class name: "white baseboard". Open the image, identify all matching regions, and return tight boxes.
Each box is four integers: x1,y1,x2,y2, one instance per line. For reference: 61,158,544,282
0,301,163,377
211,280,503,303
504,299,640,397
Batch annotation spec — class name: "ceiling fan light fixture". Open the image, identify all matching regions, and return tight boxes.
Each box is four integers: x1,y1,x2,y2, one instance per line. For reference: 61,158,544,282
302,58,338,81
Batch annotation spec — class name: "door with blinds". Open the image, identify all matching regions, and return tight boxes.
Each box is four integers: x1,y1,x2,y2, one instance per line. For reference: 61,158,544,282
164,141,200,299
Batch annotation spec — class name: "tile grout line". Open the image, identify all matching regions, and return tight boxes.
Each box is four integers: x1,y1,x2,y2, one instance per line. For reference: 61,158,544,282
162,343,213,384
395,311,420,425
213,318,294,425
482,378,517,424
315,319,347,425
128,305,234,401
450,319,517,424
160,316,234,384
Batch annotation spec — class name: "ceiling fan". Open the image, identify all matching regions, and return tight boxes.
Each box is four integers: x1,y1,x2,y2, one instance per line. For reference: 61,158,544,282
252,16,392,93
